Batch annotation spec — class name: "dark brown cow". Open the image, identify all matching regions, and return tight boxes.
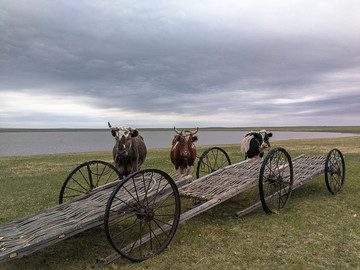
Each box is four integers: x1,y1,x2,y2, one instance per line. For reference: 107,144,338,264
170,127,199,176
108,122,147,176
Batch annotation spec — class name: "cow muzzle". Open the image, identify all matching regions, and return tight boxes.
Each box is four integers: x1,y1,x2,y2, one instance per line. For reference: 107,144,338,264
261,142,269,149
181,151,190,160
119,151,128,157
117,144,128,157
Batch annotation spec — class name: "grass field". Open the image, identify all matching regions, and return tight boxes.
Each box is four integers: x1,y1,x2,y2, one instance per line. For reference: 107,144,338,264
0,136,359,270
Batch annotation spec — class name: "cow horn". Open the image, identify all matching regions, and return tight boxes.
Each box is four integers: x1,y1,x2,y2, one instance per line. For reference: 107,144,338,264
174,126,182,135
108,122,117,130
191,127,199,135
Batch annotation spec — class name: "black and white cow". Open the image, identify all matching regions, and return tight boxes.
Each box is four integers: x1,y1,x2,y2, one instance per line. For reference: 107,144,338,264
241,130,273,159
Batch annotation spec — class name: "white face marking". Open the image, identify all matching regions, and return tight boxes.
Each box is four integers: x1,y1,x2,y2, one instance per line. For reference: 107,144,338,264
181,131,190,143
260,132,268,148
260,132,265,140
115,130,131,140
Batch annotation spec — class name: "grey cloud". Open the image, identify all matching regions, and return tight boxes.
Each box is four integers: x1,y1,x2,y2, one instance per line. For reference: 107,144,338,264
0,0,359,127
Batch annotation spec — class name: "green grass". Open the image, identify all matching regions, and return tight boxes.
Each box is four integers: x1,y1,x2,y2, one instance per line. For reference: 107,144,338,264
0,136,360,269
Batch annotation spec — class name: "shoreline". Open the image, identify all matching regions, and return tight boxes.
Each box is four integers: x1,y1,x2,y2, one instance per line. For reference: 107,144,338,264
1,136,359,159
1,126,360,134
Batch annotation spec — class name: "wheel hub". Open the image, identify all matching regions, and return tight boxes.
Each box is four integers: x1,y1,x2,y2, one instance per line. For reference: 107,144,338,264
329,167,341,175
145,208,155,221
136,207,155,221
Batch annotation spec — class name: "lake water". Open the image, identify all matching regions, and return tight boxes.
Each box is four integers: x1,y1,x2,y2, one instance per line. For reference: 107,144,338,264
0,130,357,157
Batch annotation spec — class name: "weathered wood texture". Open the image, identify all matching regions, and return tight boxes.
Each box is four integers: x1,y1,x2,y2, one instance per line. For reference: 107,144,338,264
95,155,329,267
179,155,326,217
1,155,328,265
179,158,263,201
0,172,188,264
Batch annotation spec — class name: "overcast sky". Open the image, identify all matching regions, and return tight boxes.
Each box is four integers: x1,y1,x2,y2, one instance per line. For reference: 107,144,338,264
1,0,359,128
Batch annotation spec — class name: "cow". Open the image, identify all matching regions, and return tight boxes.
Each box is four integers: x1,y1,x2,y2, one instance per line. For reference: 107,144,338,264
108,122,147,176
170,127,199,176
241,130,273,160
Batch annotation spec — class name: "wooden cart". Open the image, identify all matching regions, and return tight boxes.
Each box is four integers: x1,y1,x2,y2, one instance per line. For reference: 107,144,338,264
0,148,345,265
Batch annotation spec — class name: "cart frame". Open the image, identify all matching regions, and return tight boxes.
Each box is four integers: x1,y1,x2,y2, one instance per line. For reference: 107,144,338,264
0,148,345,265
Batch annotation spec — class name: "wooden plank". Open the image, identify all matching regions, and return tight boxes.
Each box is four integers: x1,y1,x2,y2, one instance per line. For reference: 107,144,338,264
92,155,328,267
93,198,222,267
1,155,328,265
0,172,189,264
235,155,326,218
235,201,263,217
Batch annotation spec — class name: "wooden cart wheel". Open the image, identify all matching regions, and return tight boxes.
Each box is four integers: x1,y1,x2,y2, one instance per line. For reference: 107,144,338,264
59,160,122,204
104,169,181,262
259,148,294,214
325,149,345,194
196,147,231,179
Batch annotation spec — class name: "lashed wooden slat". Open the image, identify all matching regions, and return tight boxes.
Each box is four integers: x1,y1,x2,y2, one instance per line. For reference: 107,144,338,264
178,155,327,218
1,155,329,265
179,158,263,200
94,154,329,267
235,155,326,217
0,171,189,264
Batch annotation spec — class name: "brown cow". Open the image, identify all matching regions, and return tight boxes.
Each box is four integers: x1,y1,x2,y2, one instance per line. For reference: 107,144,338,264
108,122,147,176
170,127,199,176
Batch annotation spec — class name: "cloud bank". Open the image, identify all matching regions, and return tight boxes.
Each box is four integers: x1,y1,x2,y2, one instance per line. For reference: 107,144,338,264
1,0,359,128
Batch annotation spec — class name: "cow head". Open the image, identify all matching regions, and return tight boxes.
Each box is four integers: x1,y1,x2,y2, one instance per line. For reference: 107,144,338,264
259,129,273,150
108,122,139,157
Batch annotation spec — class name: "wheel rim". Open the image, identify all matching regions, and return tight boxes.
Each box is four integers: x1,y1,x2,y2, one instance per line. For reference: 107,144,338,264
59,160,122,204
196,147,231,179
259,148,293,214
104,169,181,262
325,149,345,194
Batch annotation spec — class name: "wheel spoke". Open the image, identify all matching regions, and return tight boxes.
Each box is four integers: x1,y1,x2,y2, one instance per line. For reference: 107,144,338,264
78,168,91,188
69,176,90,192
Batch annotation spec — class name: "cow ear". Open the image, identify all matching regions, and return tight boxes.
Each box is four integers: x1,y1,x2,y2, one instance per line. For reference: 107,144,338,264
111,130,116,137
175,135,180,141
268,133,273,137
192,136,198,142
131,130,139,137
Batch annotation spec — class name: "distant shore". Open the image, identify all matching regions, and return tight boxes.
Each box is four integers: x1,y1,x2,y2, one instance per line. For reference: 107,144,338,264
1,126,360,134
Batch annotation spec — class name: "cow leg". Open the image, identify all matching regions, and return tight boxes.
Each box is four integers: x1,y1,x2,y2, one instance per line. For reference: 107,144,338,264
179,166,193,176
173,165,181,175
129,160,139,175
116,163,125,176
187,165,194,176
179,164,190,176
